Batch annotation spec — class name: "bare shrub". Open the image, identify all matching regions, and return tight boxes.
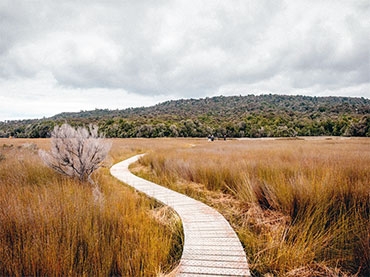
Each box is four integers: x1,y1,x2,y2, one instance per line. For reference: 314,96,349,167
39,124,111,183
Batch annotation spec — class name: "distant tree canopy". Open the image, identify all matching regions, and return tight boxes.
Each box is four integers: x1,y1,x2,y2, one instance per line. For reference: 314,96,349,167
1,95,370,138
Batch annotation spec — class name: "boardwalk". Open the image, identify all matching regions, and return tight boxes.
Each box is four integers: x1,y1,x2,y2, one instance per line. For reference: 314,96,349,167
110,154,251,277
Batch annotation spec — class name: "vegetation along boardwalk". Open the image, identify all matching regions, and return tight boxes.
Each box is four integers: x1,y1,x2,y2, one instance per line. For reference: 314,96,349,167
110,154,251,277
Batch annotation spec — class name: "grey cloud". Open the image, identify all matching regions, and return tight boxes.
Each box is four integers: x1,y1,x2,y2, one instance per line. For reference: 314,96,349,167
0,0,369,98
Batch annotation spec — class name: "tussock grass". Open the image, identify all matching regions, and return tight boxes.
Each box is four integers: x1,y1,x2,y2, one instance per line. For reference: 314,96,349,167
138,138,370,276
3,137,368,276
0,138,184,276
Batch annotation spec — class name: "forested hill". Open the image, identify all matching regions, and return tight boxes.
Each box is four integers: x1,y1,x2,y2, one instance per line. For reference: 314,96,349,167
1,94,370,138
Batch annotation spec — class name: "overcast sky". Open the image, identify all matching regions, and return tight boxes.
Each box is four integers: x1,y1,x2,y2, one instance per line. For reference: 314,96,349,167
1,0,369,120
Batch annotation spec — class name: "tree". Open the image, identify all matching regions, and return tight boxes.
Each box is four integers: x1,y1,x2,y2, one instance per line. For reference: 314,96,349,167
39,124,111,183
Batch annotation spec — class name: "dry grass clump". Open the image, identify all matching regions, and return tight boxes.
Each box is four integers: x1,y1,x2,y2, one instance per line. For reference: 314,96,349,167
285,262,354,277
138,138,370,276
0,138,183,276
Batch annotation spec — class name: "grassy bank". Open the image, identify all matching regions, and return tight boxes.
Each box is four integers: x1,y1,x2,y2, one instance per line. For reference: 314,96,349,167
137,138,370,276
0,138,183,276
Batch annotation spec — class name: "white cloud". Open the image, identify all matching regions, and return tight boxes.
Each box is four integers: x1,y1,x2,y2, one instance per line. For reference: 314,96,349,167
0,72,172,120
0,0,369,120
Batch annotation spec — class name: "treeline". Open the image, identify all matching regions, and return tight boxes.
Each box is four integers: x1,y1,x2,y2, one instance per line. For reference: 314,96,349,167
100,114,370,138
1,94,369,138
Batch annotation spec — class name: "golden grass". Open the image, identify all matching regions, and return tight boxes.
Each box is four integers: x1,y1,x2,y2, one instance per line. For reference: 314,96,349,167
2,137,369,276
137,137,370,276
0,138,186,276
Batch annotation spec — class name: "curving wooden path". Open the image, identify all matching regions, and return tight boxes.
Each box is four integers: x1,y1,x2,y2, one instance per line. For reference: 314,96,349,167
110,154,251,277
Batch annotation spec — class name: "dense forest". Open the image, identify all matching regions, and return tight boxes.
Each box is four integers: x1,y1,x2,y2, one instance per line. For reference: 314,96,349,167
1,94,369,138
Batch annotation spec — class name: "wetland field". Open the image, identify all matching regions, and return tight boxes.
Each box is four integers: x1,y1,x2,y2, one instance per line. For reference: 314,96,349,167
1,137,369,276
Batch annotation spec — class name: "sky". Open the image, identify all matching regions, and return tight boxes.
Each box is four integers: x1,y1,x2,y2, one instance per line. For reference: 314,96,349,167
0,0,369,121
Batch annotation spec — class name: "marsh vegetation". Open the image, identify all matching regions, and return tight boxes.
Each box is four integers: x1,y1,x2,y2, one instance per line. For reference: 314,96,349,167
136,137,370,276
0,139,182,276
1,137,369,276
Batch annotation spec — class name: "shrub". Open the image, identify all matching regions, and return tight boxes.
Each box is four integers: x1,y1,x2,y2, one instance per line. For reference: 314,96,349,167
39,124,111,183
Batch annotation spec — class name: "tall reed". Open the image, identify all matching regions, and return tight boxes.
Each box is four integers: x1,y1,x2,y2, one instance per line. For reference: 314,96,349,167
139,138,370,276
0,139,182,276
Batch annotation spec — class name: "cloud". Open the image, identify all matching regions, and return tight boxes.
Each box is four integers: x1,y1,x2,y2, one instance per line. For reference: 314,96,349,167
0,71,172,120
0,0,369,120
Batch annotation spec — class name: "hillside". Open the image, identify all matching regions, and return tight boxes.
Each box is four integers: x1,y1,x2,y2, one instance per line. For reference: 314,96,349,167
1,94,369,138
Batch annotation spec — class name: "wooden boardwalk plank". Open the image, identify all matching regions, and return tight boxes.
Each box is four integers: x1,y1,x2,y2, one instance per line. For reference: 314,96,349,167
110,154,251,277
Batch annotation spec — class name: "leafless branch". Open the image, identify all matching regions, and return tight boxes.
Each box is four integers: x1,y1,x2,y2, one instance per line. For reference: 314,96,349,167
39,124,111,184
